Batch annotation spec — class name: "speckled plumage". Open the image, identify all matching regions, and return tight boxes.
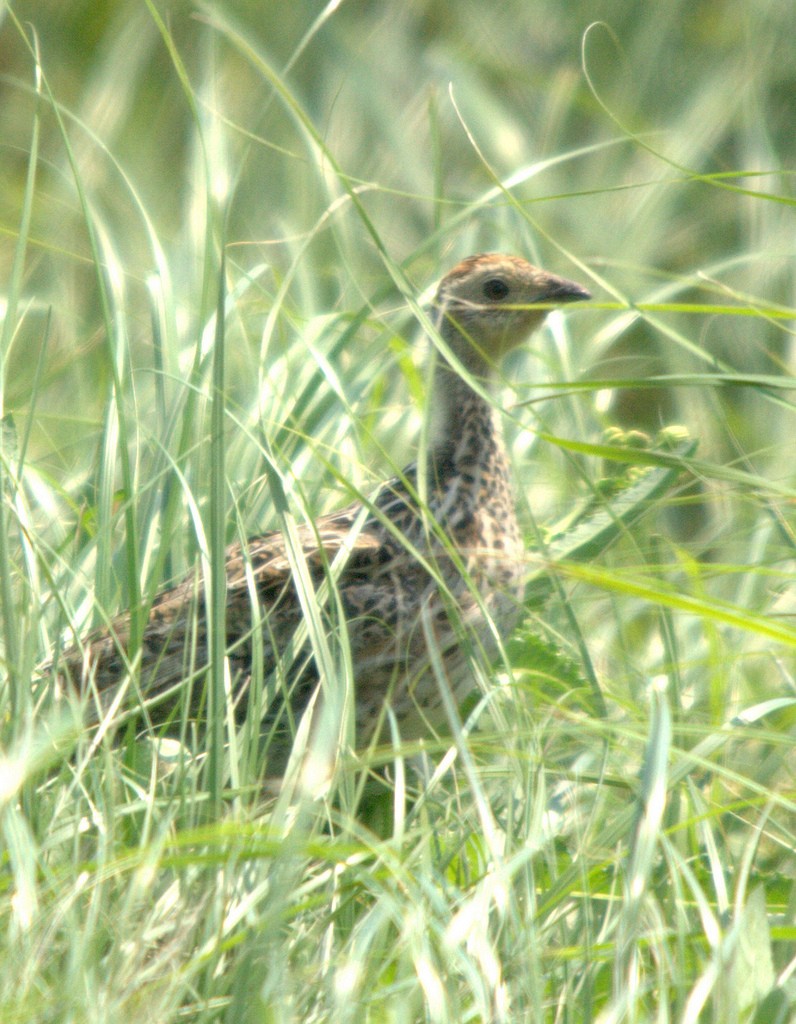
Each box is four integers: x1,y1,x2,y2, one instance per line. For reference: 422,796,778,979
58,254,589,773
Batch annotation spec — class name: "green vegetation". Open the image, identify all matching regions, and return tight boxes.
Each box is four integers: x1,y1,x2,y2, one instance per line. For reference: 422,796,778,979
1,1,794,1020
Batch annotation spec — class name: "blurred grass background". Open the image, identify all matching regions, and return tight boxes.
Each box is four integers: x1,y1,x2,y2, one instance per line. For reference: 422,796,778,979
1,1,795,1021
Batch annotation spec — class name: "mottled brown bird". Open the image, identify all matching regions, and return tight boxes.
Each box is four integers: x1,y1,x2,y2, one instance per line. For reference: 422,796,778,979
59,254,590,774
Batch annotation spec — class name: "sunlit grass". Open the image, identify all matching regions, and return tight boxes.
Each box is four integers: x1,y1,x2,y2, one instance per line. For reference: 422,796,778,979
0,1,795,1021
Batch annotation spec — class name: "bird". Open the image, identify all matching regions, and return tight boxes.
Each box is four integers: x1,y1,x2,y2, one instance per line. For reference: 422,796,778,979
57,254,590,776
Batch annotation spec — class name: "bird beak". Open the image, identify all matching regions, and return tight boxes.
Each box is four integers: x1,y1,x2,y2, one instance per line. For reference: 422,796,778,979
541,275,591,304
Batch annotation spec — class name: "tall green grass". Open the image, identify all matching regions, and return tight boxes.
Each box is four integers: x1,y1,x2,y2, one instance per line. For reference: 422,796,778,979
1,1,794,1021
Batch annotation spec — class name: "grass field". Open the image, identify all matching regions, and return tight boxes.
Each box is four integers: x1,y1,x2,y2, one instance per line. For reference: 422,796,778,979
1,1,795,1021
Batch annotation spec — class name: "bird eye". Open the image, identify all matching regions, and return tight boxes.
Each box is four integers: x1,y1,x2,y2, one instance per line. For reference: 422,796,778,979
482,278,510,300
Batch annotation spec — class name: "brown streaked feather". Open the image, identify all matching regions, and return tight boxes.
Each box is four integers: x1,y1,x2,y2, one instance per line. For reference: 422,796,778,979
54,254,590,776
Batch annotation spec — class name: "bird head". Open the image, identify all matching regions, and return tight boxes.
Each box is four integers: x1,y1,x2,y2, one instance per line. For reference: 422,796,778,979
433,253,590,365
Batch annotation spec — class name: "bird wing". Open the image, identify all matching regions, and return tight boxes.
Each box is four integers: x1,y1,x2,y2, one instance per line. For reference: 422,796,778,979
222,498,387,592
57,494,398,692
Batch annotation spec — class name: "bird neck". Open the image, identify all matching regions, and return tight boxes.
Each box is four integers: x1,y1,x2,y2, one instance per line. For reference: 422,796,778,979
431,363,503,457
430,313,506,468
417,314,522,558
429,322,515,531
